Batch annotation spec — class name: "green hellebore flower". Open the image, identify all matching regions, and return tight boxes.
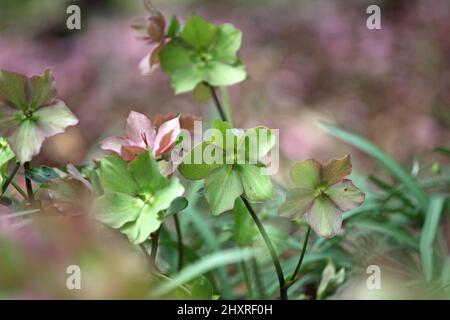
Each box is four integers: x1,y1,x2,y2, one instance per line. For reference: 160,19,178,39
178,120,275,216
0,69,78,163
95,149,184,244
279,155,365,238
159,14,246,94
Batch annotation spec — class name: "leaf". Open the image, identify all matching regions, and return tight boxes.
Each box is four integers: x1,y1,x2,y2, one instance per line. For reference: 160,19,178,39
204,165,242,215
290,159,321,190
166,196,188,216
152,247,254,297
25,165,60,183
190,276,214,299
320,122,429,211
0,138,14,167
420,195,446,282
236,164,272,202
317,260,345,300
307,195,343,238
181,14,217,50
233,197,257,246
326,179,365,211
278,188,316,219
98,155,139,194
167,15,181,38
322,154,351,186
193,82,212,103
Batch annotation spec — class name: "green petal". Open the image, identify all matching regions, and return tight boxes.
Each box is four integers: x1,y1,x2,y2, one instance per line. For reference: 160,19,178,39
128,150,167,192
122,205,162,244
205,165,243,215
204,61,246,87
278,188,316,219
236,126,275,163
98,155,139,194
290,159,321,190
28,69,57,110
212,24,242,64
179,142,222,180
326,179,365,211
95,192,144,229
171,66,204,94
236,164,272,202
159,39,195,74
0,69,27,109
8,120,43,164
321,154,352,186
181,14,217,50
0,105,20,136
307,196,342,238
152,176,185,213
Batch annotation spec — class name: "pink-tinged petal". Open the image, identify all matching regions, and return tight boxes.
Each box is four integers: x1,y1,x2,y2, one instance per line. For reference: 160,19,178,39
28,69,57,109
100,136,129,154
8,120,44,164
321,154,352,186
66,164,93,192
154,116,180,156
307,196,343,238
326,179,365,211
139,53,153,76
278,188,316,219
126,111,155,147
121,145,146,161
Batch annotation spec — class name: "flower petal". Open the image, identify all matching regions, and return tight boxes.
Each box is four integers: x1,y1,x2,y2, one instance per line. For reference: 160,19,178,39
98,155,139,194
212,23,242,64
326,179,365,211
100,136,129,154
321,154,352,186
8,120,44,163
204,61,247,87
307,196,343,238
181,14,217,50
278,188,316,219
123,204,163,244
236,164,272,202
0,69,27,109
139,52,153,76
154,116,180,156
121,145,145,161
126,111,156,147
290,159,321,190
33,99,78,138
0,105,21,136
28,69,57,109
95,192,144,229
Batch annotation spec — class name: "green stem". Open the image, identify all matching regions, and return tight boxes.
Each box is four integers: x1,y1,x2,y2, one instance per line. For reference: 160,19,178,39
150,227,161,271
11,181,28,200
23,162,35,202
241,196,287,300
173,213,184,271
251,257,267,299
1,162,20,195
207,84,228,122
240,260,254,299
289,226,311,284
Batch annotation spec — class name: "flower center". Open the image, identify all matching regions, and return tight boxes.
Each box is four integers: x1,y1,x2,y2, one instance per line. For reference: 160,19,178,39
23,108,33,118
138,192,155,205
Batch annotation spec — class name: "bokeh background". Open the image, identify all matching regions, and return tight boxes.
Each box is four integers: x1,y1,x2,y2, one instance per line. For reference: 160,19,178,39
0,0,449,299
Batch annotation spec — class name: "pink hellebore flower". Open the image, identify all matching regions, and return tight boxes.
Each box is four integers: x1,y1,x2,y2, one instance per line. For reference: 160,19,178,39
101,111,180,161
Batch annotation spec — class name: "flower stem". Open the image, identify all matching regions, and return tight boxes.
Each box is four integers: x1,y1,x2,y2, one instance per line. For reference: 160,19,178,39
173,213,184,271
11,181,28,200
150,227,161,271
240,260,254,299
23,162,35,203
289,226,311,284
241,196,288,300
207,84,228,122
1,162,21,195
251,257,267,299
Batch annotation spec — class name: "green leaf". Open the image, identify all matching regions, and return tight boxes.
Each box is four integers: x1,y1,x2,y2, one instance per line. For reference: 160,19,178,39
320,122,429,211
0,138,14,167
167,15,181,38
205,165,242,215
166,196,188,216
25,165,60,183
233,197,257,246
98,155,139,194
420,195,446,282
322,154,351,186
236,164,272,202
317,260,345,300
193,82,212,103
212,24,242,64
181,14,217,50
278,188,316,219
290,159,321,190
307,195,342,238
190,276,214,299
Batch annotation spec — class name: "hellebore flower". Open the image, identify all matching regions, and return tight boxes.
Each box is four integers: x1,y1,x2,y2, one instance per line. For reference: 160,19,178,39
100,111,180,161
159,14,246,94
279,155,365,238
179,120,275,216
95,150,184,244
0,69,79,163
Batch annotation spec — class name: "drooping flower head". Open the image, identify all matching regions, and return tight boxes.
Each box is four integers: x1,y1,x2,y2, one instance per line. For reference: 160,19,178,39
279,155,365,238
0,69,79,163
100,111,180,161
